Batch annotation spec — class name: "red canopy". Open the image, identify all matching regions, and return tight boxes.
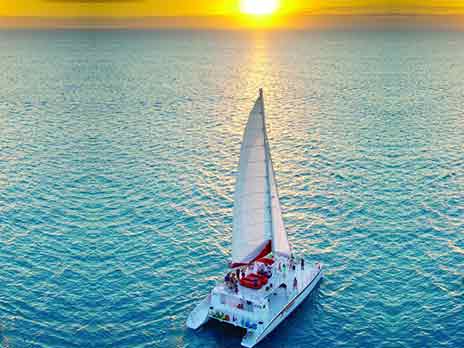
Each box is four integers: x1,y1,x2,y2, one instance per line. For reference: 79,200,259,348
257,257,274,265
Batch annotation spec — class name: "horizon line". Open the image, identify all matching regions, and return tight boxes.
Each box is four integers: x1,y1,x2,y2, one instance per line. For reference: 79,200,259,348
1,14,463,30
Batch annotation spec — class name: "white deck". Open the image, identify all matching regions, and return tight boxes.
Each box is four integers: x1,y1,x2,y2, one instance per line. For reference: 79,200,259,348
214,261,319,306
242,265,323,347
201,259,323,347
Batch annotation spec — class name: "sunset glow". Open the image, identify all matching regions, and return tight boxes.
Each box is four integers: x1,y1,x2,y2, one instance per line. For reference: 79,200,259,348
0,0,464,29
240,0,279,15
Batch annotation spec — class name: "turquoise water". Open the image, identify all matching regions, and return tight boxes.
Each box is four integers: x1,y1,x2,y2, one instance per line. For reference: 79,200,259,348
0,30,463,348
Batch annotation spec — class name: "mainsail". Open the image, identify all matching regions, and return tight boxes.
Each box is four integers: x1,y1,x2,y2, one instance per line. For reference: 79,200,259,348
231,89,291,267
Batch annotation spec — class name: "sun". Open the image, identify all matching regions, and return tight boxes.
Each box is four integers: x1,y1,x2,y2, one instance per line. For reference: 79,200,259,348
240,0,280,15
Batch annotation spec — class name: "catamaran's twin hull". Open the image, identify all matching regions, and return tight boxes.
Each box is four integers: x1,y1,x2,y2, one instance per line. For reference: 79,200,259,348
241,267,323,348
187,265,323,348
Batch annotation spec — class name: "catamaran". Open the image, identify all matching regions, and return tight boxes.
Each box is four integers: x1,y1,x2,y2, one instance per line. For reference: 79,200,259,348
187,89,323,347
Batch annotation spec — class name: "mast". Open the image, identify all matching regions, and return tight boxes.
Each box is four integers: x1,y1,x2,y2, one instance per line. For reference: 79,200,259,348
261,89,292,258
260,89,275,255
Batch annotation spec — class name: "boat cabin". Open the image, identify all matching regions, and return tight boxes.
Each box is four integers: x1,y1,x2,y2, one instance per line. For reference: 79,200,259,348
208,255,302,331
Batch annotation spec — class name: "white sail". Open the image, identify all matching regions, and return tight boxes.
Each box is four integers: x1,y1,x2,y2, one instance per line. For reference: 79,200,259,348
231,90,291,266
267,154,291,258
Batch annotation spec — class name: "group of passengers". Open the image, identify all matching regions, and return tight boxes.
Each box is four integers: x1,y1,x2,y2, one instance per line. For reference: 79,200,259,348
225,261,276,291
256,262,272,278
288,256,299,271
276,256,305,273
224,269,241,293
224,256,309,292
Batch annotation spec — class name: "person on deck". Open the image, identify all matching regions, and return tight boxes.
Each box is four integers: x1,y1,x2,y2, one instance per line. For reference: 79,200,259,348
301,258,305,270
265,265,272,278
225,273,231,289
293,277,298,290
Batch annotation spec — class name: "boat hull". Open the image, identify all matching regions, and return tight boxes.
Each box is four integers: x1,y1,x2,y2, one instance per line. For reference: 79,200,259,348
241,268,323,347
186,296,210,330
187,262,323,347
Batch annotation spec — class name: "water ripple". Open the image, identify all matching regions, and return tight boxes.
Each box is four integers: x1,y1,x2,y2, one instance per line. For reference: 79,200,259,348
0,30,463,348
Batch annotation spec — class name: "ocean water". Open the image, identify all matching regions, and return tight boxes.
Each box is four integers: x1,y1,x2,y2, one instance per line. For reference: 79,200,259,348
0,30,463,348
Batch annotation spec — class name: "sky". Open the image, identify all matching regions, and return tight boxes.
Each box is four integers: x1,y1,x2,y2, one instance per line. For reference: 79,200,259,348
1,0,464,28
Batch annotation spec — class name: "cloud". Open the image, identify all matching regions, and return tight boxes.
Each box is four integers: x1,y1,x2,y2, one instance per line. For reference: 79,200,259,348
299,1,464,15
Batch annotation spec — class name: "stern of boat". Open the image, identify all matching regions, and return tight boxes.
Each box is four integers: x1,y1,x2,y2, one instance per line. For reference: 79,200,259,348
186,295,211,330
241,330,261,348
